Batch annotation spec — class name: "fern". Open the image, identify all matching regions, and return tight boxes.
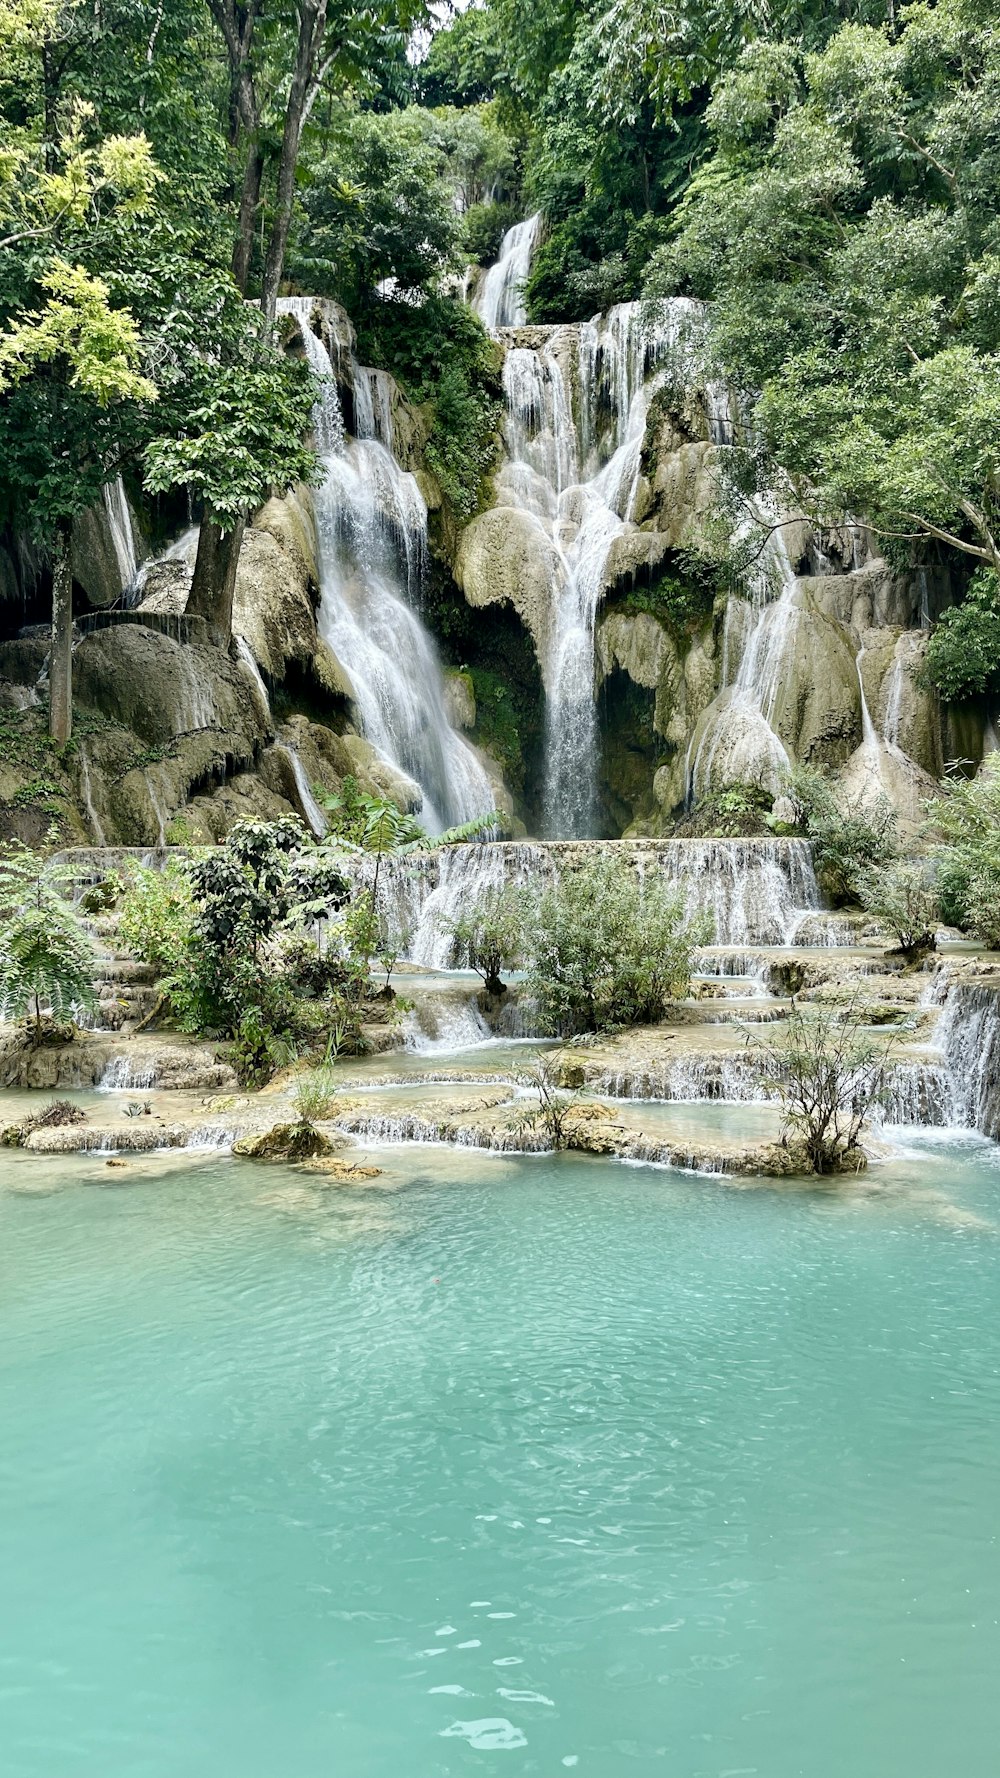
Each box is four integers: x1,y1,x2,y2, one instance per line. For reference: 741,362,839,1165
0,837,95,1030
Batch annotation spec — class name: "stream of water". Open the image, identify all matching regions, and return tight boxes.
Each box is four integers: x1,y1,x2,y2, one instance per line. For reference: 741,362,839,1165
277,298,493,834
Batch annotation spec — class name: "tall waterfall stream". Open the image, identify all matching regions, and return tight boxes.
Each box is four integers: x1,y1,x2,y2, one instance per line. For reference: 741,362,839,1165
277,297,494,834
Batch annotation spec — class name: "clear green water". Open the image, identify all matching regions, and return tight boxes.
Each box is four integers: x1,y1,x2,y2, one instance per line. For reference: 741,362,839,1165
2,1136,1000,1777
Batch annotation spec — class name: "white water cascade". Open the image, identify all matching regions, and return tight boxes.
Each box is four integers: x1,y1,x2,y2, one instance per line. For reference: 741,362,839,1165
473,213,542,328
372,836,822,965
494,299,699,835
685,511,798,802
102,475,139,596
278,298,493,834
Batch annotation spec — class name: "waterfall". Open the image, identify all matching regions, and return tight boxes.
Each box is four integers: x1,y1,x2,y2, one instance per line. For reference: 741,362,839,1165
473,213,542,328
372,836,821,963
79,748,106,846
102,475,138,596
685,509,798,803
234,637,272,725
273,742,327,839
929,970,1000,1139
404,987,494,1053
278,297,493,834
495,299,698,835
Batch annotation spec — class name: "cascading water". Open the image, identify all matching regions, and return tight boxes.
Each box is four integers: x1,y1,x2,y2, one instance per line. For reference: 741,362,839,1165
372,836,822,964
685,509,799,803
473,213,542,328
278,297,493,834
102,475,139,596
494,299,699,835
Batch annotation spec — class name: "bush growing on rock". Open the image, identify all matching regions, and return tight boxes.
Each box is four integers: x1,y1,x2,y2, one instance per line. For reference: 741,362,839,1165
858,861,939,961
524,856,711,1035
785,767,897,905
927,756,1000,948
441,884,531,994
754,1002,893,1175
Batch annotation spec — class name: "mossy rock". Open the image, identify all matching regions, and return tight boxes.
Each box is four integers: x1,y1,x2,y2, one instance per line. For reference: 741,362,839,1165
233,1121,339,1161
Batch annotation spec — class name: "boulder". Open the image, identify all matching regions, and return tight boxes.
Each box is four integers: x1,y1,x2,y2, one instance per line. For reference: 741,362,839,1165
443,669,477,731
73,624,267,754
454,505,561,661
233,1121,349,1160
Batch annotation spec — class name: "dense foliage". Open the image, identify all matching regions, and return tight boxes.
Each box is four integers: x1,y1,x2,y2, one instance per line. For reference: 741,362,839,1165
927,755,1000,947
0,837,95,1030
525,855,711,1034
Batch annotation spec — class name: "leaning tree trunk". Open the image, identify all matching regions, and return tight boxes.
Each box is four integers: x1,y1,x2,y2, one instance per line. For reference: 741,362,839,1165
187,515,245,649
49,522,73,743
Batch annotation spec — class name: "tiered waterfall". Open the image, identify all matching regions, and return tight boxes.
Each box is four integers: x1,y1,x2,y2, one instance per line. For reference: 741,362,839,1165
278,297,494,834
488,292,701,835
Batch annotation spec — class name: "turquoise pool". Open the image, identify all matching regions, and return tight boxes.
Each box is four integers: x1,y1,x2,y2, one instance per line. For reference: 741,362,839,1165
1,1134,999,1775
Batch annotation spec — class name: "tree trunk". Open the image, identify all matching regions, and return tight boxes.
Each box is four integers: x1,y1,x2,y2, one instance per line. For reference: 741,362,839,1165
49,524,73,744
232,139,265,292
260,0,328,323
187,515,245,648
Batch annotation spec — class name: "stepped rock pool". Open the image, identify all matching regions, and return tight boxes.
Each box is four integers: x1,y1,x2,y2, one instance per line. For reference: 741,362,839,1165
2,1133,1000,1776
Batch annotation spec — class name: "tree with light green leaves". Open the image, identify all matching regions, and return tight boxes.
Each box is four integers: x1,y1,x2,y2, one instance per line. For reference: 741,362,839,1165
0,63,160,741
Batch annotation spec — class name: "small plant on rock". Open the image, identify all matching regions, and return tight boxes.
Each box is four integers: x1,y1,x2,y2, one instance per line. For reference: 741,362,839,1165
441,883,530,994
858,860,939,961
753,1000,893,1175
290,1067,337,1127
513,1056,582,1150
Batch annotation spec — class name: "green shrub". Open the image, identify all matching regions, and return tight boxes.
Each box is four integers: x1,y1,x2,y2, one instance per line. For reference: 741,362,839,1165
355,296,502,522
857,860,938,960
290,1067,338,1126
927,755,1000,946
0,840,95,1032
785,766,898,905
923,570,1000,703
754,1001,893,1175
119,863,195,974
525,855,712,1035
440,883,531,993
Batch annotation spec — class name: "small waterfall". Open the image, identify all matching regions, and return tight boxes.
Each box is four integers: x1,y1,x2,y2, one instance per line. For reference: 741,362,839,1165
143,765,171,847
929,970,1000,1139
474,213,542,328
495,298,698,835
98,1055,158,1091
404,988,493,1053
234,637,272,725
373,836,821,963
102,475,139,596
174,651,216,733
278,297,493,834
685,510,797,803
273,743,327,839
79,748,107,846
375,842,554,967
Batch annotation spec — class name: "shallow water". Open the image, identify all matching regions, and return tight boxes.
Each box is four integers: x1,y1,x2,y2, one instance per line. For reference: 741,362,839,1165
2,1136,999,1776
